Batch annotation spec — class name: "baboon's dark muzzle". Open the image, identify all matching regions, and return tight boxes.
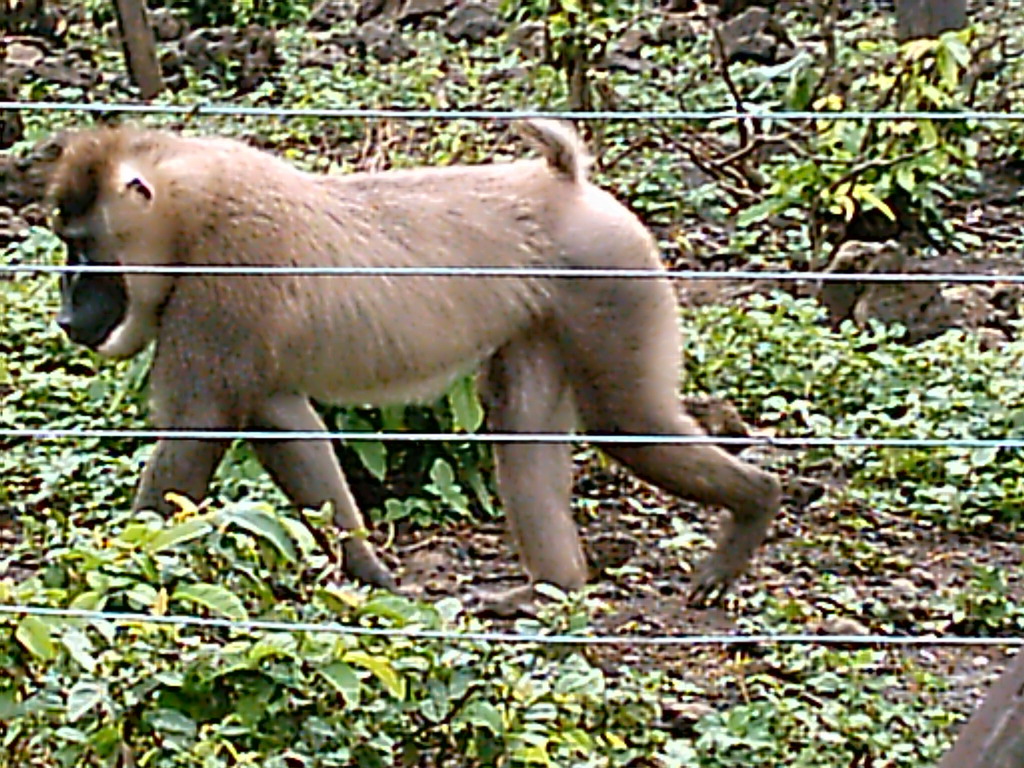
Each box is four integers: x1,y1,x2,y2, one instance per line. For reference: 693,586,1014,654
57,271,128,349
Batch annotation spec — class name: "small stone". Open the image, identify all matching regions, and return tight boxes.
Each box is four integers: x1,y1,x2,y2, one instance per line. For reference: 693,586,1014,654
820,616,871,636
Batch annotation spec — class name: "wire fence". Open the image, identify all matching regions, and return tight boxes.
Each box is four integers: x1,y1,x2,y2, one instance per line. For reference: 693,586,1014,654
3,99,1024,651
2,605,1023,648
3,428,1024,449
4,263,1024,283
5,100,1024,121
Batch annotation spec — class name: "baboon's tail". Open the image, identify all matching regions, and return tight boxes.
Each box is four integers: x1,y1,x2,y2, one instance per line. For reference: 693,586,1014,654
516,119,592,183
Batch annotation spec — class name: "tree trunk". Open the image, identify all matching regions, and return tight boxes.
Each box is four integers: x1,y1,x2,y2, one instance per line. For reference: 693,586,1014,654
937,652,1024,768
895,0,967,41
112,0,164,99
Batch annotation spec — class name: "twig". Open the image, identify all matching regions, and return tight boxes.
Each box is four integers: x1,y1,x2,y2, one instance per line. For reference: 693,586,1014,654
711,26,754,148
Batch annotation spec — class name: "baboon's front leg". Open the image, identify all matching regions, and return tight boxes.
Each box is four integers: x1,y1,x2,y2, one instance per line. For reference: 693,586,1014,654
250,393,396,590
134,438,230,513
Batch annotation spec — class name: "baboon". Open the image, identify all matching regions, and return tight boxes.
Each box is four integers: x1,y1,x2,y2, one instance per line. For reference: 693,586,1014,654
47,120,781,607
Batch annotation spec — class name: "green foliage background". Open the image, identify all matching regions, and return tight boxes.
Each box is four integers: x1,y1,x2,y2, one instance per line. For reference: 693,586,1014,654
3,0,1024,765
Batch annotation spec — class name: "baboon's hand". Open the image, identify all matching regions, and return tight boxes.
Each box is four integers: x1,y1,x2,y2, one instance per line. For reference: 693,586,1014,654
343,541,398,591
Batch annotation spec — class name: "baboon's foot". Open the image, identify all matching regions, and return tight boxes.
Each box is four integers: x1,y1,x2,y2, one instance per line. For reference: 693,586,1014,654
690,474,781,607
688,552,748,607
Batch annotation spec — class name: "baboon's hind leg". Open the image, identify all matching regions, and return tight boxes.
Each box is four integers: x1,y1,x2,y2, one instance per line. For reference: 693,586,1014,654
565,283,781,603
599,416,780,604
479,332,588,613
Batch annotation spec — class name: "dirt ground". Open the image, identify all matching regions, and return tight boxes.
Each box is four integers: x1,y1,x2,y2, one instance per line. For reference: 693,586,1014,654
4,0,1023,732
391,444,1024,720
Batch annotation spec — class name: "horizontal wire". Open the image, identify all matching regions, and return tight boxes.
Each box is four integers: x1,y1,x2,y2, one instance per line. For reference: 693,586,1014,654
2,605,1021,647
3,428,1023,448
5,263,1024,283
4,101,1024,121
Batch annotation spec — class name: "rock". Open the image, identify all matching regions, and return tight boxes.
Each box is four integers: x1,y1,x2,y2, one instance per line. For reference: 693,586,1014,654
6,41,47,69
355,0,400,23
4,0,68,39
716,0,779,20
396,0,451,25
444,3,504,43
977,327,1007,351
148,8,191,41
615,28,652,57
586,532,639,573
716,7,792,65
0,111,23,150
889,577,917,600
820,616,871,636
0,74,25,150
818,240,1015,346
34,59,97,88
662,0,697,10
310,0,353,29
655,14,701,44
173,25,277,93
505,21,546,59
358,22,416,62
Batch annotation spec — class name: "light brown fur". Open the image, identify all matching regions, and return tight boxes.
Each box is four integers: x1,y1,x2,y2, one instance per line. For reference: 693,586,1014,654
48,121,782,605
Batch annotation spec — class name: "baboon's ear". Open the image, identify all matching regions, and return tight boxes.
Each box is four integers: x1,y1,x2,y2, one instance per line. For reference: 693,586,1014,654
117,163,155,204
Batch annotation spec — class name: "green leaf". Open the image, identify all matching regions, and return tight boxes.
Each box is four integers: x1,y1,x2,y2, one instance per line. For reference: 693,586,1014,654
61,627,97,673
126,583,159,609
352,440,388,481
902,37,937,61
447,376,484,432
0,691,19,720
16,616,56,660
428,459,469,513
895,165,917,193
280,516,319,555
737,197,785,227
941,31,972,67
147,517,213,554
851,185,896,221
68,590,106,611
172,583,248,620
936,47,958,89
319,661,361,706
248,633,299,662
146,708,198,737
359,594,417,624
223,506,298,562
378,406,406,432
459,700,504,734
343,651,406,698
67,681,107,722
970,446,999,467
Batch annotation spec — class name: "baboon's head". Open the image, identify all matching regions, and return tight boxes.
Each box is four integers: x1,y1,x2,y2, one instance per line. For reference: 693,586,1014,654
48,128,175,358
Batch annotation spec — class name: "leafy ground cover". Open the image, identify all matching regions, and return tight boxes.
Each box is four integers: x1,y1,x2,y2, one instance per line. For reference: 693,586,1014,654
2,1,1024,765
